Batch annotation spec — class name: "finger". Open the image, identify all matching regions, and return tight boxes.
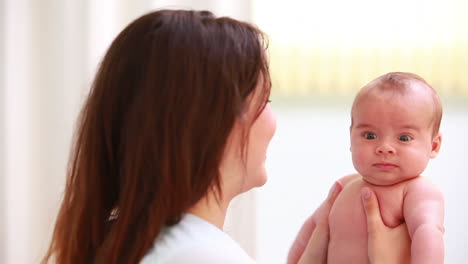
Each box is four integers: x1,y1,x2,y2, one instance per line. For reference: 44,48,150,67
389,223,412,264
392,223,411,243
303,221,329,263
287,217,317,264
296,182,343,264
361,187,384,234
315,181,342,229
321,181,343,216
306,182,342,260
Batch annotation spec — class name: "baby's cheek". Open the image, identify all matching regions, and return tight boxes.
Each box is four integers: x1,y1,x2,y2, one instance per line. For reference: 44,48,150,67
404,150,430,175
351,152,368,173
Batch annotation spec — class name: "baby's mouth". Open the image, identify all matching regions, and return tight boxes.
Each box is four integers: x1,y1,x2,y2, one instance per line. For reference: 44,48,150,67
372,162,398,170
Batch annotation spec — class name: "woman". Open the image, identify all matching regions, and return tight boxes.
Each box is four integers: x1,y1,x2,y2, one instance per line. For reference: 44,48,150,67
43,9,409,263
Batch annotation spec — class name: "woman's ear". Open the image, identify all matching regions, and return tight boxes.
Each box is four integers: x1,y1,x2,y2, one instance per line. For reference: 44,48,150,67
430,132,442,158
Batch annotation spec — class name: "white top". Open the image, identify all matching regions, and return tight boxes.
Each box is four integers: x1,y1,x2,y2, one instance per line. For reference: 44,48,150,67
140,213,255,264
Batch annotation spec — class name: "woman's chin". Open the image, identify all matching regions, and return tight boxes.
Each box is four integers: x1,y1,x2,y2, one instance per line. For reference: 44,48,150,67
254,171,268,187
242,172,268,193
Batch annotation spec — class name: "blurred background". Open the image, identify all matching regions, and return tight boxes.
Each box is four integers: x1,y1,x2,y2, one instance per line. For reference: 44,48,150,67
2,0,467,263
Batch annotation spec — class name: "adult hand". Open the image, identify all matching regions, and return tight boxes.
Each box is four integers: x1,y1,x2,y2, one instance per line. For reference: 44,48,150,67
291,181,343,264
361,187,411,264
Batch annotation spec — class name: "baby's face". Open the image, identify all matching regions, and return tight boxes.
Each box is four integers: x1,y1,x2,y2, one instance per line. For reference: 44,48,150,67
350,89,441,186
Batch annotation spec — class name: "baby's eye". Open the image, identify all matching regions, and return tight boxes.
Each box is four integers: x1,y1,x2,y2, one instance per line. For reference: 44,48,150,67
399,135,412,142
363,132,377,140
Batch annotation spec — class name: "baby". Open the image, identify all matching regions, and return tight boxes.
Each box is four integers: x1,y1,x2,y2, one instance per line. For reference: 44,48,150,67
315,72,444,263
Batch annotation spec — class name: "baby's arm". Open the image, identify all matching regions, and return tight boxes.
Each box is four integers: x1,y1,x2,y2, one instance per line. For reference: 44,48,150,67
403,178,445,264
287,175,357,264
287,188,331,264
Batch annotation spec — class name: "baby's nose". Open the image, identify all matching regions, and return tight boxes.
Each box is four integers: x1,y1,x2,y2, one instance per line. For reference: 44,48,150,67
375,143,396,155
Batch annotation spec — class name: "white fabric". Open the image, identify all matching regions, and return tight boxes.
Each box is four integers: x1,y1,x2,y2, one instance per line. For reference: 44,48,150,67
141,214,255,264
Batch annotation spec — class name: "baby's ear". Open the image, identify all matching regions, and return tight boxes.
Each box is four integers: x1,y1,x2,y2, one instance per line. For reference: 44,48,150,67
430,132,442,158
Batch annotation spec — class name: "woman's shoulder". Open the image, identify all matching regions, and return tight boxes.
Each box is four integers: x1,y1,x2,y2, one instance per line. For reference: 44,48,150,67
156,241,255,264
140,214,255,264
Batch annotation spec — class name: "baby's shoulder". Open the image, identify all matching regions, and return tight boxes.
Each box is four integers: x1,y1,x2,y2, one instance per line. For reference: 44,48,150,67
403,176,444,200
338,173,362,187
405,176,440,191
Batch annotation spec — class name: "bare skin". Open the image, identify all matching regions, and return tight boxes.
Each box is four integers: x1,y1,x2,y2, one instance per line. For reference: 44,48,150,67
288,179,411,264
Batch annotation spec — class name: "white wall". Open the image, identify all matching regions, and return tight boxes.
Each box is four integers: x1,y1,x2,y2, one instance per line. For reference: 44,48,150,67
256,102,468,263
4,1,88,263
0,0,6,262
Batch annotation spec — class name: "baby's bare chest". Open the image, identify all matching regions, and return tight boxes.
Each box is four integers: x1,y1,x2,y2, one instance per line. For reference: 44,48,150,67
327,179,406,264
332,179,405,227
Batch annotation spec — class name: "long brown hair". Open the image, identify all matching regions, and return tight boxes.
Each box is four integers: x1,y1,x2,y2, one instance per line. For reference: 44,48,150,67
43,9,270,263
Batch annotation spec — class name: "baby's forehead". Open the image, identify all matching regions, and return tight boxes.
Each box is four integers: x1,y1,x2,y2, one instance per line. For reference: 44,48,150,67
357,80,434,106
352,87,437,130
351,73,443,135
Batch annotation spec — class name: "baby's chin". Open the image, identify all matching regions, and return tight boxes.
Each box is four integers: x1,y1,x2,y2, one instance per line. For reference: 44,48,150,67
360,174,419,186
